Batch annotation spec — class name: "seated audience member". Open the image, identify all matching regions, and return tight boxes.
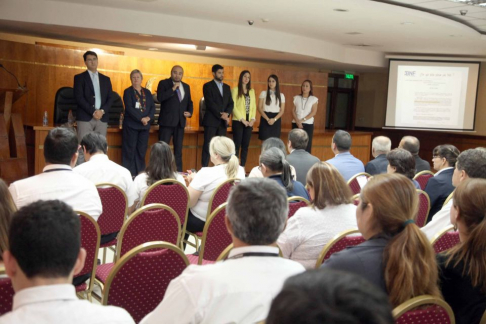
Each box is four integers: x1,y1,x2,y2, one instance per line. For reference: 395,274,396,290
399,136,430,172
326,130,364,182
438,179,486,324
278,162,356,269
185,136,245,237
365,136,391,175
425,144,459,220
286,129,320,185
322,174,441,307
266,269,395,324
0,179,16,267
260,147,310,199
0,200,134,323
132,141,186,210
8,128,102,220
140,178,305,324
248,137,296,180
386,148,420,189
422,149,486,240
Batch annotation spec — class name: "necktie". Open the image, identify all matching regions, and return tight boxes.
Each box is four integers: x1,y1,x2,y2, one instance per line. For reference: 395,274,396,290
176,87,182,102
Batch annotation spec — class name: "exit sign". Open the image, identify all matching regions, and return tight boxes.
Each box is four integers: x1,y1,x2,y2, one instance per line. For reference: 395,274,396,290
345,74,354,80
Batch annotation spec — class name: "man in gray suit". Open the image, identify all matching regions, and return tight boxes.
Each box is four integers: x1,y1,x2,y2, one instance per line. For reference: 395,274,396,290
365,136,391,175
286,129,320,185
399,136,430,173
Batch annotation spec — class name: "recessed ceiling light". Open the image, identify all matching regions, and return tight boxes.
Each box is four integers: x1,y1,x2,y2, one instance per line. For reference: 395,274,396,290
195,45,207,51
333,8,348,12
401,22,414,25
139,34,152,37
261,18,270,22
148,48,158,51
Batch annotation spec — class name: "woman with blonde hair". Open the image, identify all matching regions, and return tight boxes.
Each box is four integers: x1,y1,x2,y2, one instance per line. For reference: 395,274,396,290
278,162,356,269
0,179,16,265
185,136,245,236
322,173,441,307
439,178,486,324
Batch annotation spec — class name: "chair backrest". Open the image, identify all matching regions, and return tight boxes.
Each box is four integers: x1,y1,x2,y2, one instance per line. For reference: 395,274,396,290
287,196,310,218
352,193,360,206
416,190,431,228
443,190,454,207
96,183,128,236
216,243,234,262
207,178,240,217
73,211,100,291
430,225,460,254
117,204,181,260
393,295,455,324
108,91,124,125
140,179,189,237
347,172,371,195
413,171,435,190
315,228,364,269
199,97,205,126
54,86,77,124
0,278,14,316
199,203,232,264
102,242,189,323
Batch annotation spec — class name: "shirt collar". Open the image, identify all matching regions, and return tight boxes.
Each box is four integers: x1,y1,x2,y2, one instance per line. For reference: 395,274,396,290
43,164,72,172
335,152,351,157
214,80,222,86
88,154,109,162
13,284,77,311
435,167,453,176
87,70,98,77
228,246,279,258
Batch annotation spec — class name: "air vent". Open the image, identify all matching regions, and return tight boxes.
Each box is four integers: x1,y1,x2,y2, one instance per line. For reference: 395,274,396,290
346,32,362,35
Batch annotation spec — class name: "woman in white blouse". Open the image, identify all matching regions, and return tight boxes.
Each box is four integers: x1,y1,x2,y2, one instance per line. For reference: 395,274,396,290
258,75,285,141
292,80,318,153
278,162,357,269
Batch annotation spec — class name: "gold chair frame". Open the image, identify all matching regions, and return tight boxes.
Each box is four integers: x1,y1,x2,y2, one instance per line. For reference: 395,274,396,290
392,295,455,323
443,190,454,207
314,228,360,269
196,202,228,265
346,172,371,186
287,196,310,205
216,243,233,262
480,309,486,324
416,189,431,226
413,170,435,180
430,225,455,245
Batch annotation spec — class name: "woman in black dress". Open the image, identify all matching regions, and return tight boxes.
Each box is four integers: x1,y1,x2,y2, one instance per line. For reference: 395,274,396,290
258,75,285,141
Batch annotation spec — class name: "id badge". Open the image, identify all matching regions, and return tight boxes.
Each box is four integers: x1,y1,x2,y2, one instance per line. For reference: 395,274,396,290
135,102,141,109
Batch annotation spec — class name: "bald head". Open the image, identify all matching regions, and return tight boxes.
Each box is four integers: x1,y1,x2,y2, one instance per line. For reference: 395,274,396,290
372,136,391,157
171,65,184,82
399,136,420,156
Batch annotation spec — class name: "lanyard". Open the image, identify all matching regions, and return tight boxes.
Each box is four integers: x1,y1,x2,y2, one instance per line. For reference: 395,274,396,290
227,252,279,260
43,168,72,173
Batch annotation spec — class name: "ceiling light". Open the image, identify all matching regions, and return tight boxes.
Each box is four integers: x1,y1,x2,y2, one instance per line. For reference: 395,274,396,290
139,34,152,37
195,45,207,51
261,18,270,22
333,8,349,12
148,48,158,51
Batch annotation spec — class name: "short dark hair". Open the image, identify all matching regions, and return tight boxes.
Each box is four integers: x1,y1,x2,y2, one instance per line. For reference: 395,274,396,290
44,127,78,165
400,136,420,155
433,144,460,168
9,200,80,278
457,149,486,179
83,51,98,61
80,132,107,155
333,130,352,152
266,269,394,324
387,148,416,179
288,129,308,150
212,64,224,73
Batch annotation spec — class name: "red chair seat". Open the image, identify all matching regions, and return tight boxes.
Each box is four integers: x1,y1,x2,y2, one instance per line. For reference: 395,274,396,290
96,263,114,283
75,282,87,292
195,232,203,237
186,254,215,265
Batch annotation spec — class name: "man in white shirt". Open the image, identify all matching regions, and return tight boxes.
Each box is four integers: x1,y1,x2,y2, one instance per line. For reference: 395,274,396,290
422,148,486,240
140,178,305,324
8,128,102,221
0,200,134,324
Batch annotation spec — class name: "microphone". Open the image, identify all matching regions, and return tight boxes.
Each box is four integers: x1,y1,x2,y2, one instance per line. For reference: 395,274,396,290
0,63,25,90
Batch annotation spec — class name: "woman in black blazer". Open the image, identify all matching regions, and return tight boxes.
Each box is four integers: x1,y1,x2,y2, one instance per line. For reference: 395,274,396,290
122,69,155,177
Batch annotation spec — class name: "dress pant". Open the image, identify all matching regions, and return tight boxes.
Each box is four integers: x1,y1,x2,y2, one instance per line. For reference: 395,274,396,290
232,120,252,167
159,126,185,172
122,126,150,177
201,124,227,167
183,210,206,249
76,118,108,165
292,123,314,153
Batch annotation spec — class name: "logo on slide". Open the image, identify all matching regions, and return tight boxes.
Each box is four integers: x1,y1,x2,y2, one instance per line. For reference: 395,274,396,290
404,71,416,76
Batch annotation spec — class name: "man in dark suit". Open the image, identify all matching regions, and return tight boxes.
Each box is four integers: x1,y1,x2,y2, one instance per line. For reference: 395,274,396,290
201,64,234,167
157,65,193,171
399,136,431,172
365,136,391,175
286,129,320,185
73,50,113,163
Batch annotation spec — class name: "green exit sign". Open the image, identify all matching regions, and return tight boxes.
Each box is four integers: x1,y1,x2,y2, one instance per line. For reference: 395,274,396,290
345,74,354,80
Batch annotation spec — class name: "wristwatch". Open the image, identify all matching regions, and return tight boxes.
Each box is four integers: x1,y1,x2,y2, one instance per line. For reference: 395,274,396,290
100,109,105,115
303,117,307,121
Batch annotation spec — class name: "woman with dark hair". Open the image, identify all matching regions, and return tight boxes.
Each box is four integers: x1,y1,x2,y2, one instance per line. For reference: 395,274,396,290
425,144,460,219
292,80,318,153
386,148,421,189
248,137,296,180
260,147,309,199
322,174,441,307
231,70,256,167
131,141,185,208
439,178,486,324
0,179,15,267
258,75,285,141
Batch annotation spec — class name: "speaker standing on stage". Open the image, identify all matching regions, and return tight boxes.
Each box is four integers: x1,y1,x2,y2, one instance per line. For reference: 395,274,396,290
258,75,285,141
122,69,155,177
157,65,193,172
292,80,318,153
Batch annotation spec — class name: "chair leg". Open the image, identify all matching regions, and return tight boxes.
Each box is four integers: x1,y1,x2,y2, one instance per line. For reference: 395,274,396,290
102,247,107,264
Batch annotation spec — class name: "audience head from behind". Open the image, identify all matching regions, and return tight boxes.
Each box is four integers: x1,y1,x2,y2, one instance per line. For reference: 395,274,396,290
386,148,416,180
260,147,294,193
372,136,391,158
209,136,240,179
358,173,441,306
432,144,460,172
453,148,486,186
306,162,352,210
80,132,108,162
288,128,309,152
399,136,420,156
226,178,288,246
211,64,224,82
331,130,352,154
266,269,395,324
146,141,177,186
44,127,79,168
0,179,16,262
262,137,287,155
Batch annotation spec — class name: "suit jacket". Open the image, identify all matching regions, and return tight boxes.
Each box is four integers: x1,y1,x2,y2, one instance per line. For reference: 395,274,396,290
424,168,454,219
202,80,234,128
157,78,193,127
286,149,320,185
73,70,113,123
326,152,365,182
415,155,431,173
365,154,388,175
122,87,155,130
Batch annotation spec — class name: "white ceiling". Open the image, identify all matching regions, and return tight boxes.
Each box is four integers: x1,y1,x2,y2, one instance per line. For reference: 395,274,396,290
1,0,486,72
